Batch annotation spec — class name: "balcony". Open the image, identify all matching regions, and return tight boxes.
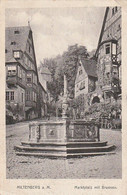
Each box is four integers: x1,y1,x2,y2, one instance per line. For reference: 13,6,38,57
17,77,26,89
6,75,17,86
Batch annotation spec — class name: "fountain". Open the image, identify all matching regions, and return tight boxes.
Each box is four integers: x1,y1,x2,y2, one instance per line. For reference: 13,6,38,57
14,74,115,158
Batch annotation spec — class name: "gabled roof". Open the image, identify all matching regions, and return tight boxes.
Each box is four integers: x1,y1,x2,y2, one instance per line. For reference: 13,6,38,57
97,7,109,48
6,57,17,63
80,58,97,78
5,26,30,62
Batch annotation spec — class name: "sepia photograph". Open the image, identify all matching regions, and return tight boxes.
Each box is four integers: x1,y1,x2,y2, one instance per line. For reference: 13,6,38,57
5,6,122,180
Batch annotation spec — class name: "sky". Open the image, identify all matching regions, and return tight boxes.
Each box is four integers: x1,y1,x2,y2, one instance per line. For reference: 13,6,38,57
5,7,105,65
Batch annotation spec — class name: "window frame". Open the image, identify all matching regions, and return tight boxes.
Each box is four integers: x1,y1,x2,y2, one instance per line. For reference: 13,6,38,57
7,65,17,76
26,91,31,101
22,93,24,102
6,91,9,101
112,43,117,55
13,51,20,59
105,44,110,54
10,91,14,100
14,30,20,34
79,69,83,75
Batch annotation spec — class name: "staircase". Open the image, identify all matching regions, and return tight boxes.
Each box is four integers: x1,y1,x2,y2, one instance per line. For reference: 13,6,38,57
14,141,115,158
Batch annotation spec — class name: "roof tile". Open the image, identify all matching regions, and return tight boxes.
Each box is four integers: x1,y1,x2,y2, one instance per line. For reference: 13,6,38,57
80,58,97,78
5,26,30,62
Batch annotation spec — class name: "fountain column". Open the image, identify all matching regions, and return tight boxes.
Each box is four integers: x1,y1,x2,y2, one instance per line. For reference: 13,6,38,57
64,74,67,97
62,74,69,119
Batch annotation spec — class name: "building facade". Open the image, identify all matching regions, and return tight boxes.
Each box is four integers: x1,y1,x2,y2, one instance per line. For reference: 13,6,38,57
37,82,47,118
95,6,121,103
38,64,52,104
5,26,47,121
75,58,98,111
75,6,121,111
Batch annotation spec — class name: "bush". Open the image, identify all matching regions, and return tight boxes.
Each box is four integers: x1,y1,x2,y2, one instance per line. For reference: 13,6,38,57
84,101,121,120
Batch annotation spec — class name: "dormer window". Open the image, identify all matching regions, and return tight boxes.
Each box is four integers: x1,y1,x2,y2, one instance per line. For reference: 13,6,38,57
105,44,110,54
115,7,118,12
112,7,118,16
14,30,19,34
13,51,20,58
112,8,114,15
11,41,16,45
7,65,16,76
79,70,83,75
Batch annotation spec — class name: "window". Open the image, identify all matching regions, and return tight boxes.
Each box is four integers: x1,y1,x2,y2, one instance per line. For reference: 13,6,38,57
14,30,19,34
33,92,37,102
7,66,16,75
22,70,25,82
27,73,32,83
11,41,16,45
112,7,118,16
18,67,22,78
26,91,31,101
115,7,118,12
105,44,110,54
14,51,20,58
112,8,115,16
10,92,14,100
27,77,32,83
22,93,24,102
6,91,14,101
6,92,9,100
33,74,37,84
79,70,83,75
112,43,117,55
5,49,7,53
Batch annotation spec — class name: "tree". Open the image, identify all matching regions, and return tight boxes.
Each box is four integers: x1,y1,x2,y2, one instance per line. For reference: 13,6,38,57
38,44,89,101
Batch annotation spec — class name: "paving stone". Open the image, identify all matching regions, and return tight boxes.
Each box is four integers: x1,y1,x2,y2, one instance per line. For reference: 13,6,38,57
6,122,122,179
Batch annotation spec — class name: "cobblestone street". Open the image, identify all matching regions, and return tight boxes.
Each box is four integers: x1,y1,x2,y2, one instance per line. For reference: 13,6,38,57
6,121,122,179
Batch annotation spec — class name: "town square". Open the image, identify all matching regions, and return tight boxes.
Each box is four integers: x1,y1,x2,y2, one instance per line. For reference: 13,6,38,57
5,6,122,179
